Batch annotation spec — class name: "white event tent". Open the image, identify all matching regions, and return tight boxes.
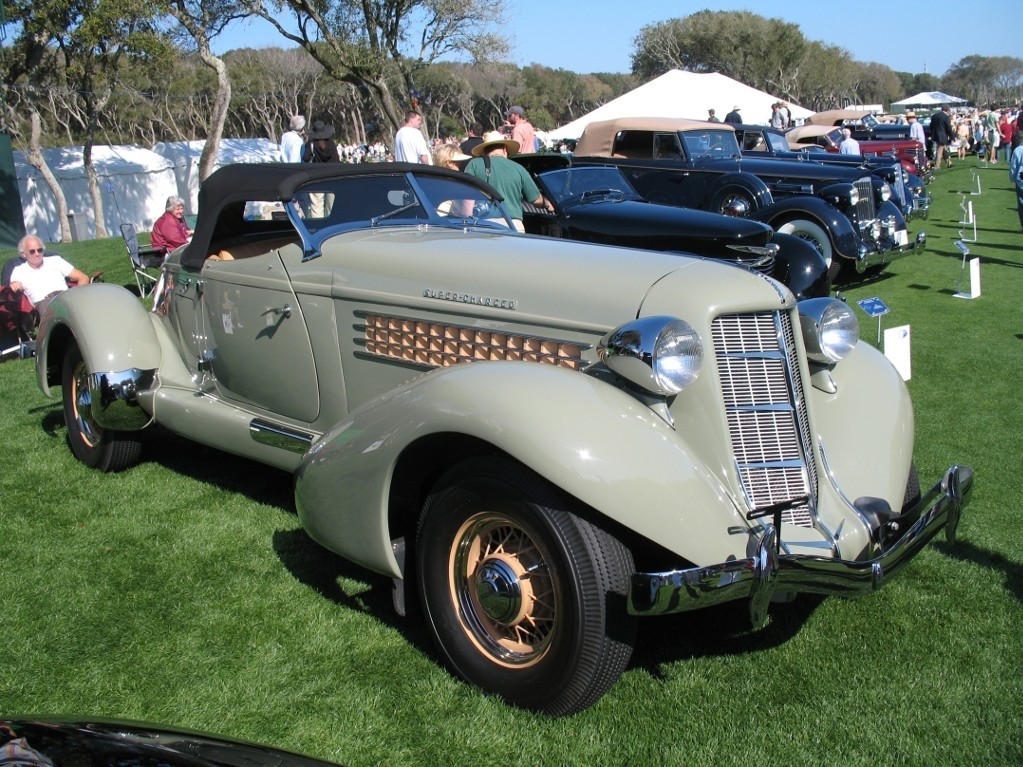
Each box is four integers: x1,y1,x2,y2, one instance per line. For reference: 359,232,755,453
547,70,813,142
14,145,178,243
891,91,967,110
152,138,284,214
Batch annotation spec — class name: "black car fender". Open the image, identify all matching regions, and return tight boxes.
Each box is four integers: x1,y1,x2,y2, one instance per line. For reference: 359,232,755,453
751,195,861,262
705,172,773,217
769,231,831,298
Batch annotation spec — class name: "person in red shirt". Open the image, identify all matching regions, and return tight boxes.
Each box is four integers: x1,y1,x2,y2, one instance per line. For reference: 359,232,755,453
150,196,192,253
998,112,1014,163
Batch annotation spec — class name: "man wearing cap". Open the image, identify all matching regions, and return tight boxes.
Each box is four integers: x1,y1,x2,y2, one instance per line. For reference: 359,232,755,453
707,108,719,122
280,115,306,162
463,131,552,232
506,106,537,155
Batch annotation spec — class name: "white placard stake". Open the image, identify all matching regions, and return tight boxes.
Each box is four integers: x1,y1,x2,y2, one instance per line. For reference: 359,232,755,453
883,325,911,381
970,169,982,195
958,196,978,242
953,241,981,299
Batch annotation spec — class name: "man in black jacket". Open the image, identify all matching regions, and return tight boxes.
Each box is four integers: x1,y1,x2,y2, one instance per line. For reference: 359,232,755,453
930,105,954,170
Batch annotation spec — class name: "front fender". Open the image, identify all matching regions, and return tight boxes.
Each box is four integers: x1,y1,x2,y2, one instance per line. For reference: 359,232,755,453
295,362,751,579
36,283,161,398
704,172,774,214
754,195,860,262
771,231,830,298
810,341,915,531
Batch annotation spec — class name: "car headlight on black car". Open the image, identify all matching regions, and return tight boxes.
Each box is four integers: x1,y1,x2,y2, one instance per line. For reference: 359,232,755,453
798,298,859,364
598,316,703,395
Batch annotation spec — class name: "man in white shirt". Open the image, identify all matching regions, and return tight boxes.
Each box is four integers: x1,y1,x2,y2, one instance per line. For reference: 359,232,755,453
280,115,306,163
394,111,432,164
839,128,860,155
906,111,926,147
8,235,90,313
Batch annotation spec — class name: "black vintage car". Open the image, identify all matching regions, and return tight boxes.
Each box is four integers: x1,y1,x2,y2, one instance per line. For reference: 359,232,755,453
732,124,931,220
513,155,830,299
0,718,342,766
571,117,926,279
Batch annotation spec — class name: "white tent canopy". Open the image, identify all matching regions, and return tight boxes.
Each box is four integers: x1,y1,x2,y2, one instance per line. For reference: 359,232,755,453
891,91,967,109
547,70,813,142
14,145,178,243
152,138,284,214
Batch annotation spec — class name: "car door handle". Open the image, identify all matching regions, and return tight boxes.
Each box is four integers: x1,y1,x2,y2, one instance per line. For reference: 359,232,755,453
263,304,292,319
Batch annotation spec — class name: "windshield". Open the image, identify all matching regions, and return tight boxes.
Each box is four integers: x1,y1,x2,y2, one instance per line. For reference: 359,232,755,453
537,166,638,205
681,129,741,160
288,172,511,236
764,131,791,153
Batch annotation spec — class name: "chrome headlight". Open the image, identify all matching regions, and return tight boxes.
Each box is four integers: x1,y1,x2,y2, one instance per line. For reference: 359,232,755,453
598,316,703,395
879,182,892,202
798,298,859,364
847,185,859,207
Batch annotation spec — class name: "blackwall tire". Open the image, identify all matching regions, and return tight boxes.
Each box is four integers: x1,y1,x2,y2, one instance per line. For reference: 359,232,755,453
62,341,142,472
416,457,636,716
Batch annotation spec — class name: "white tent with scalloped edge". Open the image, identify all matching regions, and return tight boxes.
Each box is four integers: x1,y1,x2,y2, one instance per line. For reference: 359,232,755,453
891,91,967,110
546,69,813,143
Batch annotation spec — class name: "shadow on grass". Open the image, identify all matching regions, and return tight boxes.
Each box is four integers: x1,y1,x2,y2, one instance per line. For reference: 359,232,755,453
628,594,825,680
933,538,1023,605
271,526,438,658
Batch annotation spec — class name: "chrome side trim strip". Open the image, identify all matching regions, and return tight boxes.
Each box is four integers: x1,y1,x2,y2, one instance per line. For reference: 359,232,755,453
249,419,317,454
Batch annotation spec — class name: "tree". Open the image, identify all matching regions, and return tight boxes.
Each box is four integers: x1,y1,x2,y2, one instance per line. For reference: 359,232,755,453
4,0,167,239
164,0,252,183
238,0,509,139
631,10,809,101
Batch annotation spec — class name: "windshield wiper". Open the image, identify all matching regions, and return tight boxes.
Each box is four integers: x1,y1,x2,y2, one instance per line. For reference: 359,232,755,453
371,201,420,226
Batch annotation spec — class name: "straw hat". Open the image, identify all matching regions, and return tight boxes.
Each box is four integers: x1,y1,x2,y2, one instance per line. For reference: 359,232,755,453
905,111,917,118
471,130,520,157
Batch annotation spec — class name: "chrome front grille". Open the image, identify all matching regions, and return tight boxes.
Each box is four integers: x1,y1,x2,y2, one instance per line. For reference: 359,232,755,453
713,311,816,527
854,177,876,222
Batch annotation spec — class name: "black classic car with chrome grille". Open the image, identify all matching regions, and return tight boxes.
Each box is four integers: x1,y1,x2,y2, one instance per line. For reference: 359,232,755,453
512,154,829,298
572,117,926,280
32,162,972,717
732,123,931,220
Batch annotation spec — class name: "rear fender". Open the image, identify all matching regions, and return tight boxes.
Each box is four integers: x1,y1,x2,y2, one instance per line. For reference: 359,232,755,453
295,362,750,579
36,283,161,397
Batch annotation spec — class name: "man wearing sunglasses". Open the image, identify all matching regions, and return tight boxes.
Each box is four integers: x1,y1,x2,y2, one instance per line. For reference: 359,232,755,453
8,235,91,314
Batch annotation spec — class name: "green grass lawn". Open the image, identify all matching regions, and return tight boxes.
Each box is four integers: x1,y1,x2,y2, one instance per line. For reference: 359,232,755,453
2,162,1021,766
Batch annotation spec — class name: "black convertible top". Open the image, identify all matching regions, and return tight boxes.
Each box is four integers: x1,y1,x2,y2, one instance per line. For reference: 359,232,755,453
180,162,498,269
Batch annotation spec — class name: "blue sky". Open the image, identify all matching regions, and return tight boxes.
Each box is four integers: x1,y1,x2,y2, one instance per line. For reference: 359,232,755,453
214,0,1017,80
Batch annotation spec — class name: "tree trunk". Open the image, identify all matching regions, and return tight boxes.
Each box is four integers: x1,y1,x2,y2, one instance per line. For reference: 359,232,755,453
196,43,232,184
25,109,72,243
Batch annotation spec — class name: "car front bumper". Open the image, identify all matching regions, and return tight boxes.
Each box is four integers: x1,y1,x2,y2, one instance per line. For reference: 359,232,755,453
855,229,926,272
628,465,973,627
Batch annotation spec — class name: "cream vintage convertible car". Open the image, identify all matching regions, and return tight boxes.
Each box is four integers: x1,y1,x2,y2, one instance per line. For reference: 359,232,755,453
33,162,972,716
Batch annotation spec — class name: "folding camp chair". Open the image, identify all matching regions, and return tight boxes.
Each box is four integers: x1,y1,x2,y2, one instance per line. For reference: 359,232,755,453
120,222,165,298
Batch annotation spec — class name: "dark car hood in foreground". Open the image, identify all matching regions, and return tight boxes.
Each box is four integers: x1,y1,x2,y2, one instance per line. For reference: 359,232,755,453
0,718,342,766
557,196,774,255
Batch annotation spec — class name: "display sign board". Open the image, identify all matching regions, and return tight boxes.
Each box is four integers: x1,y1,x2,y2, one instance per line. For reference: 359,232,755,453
856,297,890,318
